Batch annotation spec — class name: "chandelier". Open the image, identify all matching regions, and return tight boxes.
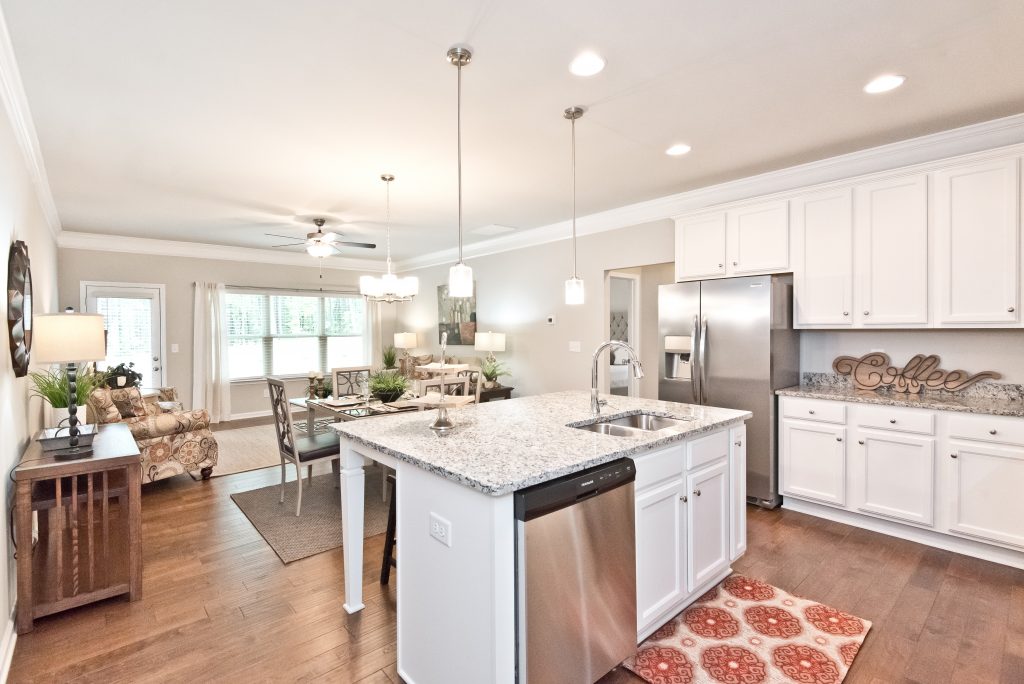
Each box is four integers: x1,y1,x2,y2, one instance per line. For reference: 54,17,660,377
359,174,419,303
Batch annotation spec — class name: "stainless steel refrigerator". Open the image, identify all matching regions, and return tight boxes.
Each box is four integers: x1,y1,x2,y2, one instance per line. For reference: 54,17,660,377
658,274,799,508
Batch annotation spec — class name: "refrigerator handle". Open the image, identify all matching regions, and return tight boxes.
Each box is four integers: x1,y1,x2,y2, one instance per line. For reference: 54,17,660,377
698,316,708,405
689,314,699,397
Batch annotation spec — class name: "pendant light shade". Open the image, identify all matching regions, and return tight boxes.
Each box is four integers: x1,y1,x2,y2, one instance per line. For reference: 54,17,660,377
564,106,584,305
360,174,419,303
447,46,474,298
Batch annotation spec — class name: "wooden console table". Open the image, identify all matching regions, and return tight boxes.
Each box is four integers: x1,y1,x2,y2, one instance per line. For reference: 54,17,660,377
14,423,143,633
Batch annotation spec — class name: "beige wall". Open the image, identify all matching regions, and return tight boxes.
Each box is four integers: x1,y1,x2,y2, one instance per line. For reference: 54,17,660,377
0,111,60,632
56,250,400,416
393,220,675,398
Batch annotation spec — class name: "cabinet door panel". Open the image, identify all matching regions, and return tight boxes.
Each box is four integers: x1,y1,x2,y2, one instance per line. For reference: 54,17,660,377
675,213,727,281
686,461,730,592
792,188,854,326
933,158,1020,324
727,201,789,274
948,442,1024,549
854,431,935,526
635,479,686,631
855,175,929,326
781,420,846,506
730,426,747,560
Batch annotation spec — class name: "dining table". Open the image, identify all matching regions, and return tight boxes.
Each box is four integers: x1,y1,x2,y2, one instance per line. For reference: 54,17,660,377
288,396,420,436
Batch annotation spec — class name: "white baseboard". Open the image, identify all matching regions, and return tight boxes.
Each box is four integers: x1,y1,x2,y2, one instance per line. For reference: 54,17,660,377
782,498,1024,570
1,607,17,683
224,409,273,421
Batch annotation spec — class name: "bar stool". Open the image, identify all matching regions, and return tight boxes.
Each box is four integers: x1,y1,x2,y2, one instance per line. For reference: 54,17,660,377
380,473,397,584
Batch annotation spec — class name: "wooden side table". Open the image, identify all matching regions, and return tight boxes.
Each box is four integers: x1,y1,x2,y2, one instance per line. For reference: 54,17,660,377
14,423,143,633
479,385,514,402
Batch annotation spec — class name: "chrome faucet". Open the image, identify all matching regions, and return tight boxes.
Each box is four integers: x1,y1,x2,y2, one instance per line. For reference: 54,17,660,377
591,340,645,415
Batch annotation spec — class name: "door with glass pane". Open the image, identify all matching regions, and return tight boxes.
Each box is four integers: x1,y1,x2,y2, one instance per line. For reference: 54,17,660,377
82,282,166,387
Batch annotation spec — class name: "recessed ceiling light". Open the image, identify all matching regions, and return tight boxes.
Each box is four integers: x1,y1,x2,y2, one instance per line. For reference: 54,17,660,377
665,143,692,156
569,51,605,77
864,74,906,94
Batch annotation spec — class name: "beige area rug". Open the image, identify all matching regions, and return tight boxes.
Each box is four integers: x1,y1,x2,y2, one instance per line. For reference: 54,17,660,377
212,422,335,477
230,469,389,564
625,574,871,684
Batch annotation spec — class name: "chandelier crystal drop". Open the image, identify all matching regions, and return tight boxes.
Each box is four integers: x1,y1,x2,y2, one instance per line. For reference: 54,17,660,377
564,106,585,305
360,174,419,303
447,45,474,298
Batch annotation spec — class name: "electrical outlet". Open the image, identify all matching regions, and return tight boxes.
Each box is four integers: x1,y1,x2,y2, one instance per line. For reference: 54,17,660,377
263,388,270,398
429,512,452,548
568,341,581,353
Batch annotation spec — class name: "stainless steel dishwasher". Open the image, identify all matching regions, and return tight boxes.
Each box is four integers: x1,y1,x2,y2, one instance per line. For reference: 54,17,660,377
514,458,636,683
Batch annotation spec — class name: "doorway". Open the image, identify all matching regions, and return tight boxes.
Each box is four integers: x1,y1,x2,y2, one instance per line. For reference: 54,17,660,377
606,272,640,397
81,282,167,387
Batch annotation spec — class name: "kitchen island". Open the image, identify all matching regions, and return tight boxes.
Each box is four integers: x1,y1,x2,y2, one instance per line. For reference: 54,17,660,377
332,391,750,684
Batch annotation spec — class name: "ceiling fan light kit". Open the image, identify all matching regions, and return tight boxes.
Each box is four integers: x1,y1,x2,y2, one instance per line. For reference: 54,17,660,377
447,45,474,298
564,105,585,305
360,174,419,303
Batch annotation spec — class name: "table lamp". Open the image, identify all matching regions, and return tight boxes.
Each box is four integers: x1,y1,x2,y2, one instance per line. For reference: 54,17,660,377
475,331,506,363
32,312,106,457
394,332,417,373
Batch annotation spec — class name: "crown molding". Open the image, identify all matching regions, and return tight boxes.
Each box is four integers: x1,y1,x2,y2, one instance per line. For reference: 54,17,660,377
0,8,61,238
395,112,1024,272
58,231,387,272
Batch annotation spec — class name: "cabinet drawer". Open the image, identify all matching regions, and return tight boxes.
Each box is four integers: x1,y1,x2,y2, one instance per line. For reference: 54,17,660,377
781,397,846,424
854,405,935,435
686,430,729,471
635,444,685,491
948,413,1024,447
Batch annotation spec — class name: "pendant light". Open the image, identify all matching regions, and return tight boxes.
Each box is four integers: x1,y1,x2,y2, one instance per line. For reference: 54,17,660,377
564,106,585,305
360,174,419,303
447,46,474,298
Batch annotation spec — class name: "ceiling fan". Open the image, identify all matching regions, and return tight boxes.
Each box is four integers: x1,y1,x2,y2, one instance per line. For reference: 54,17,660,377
265,217,376,258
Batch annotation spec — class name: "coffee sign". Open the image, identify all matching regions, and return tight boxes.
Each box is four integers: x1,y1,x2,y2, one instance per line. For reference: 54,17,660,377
832,353,1000,394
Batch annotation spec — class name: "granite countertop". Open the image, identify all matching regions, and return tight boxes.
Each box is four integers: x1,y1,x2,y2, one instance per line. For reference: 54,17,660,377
332,391,750,495
776,384,1024,417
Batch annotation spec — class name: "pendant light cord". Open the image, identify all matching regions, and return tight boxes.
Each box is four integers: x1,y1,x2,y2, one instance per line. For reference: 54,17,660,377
457,61,464,265
571,115,577,278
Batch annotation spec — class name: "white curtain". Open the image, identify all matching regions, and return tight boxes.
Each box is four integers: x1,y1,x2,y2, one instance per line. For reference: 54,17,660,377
192,282,231,422
366,300,383,369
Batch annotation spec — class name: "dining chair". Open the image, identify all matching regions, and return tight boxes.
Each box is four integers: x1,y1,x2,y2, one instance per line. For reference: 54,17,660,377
331,365,372,398
266,377,342,516
457,365,483,404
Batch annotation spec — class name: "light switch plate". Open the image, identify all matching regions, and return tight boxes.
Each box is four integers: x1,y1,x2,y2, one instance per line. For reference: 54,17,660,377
546,314,556,325
171,343,179,353
568,341,581,353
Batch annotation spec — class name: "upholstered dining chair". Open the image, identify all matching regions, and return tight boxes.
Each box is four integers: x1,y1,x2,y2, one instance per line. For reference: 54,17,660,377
331,365,372,397
266,377,341,516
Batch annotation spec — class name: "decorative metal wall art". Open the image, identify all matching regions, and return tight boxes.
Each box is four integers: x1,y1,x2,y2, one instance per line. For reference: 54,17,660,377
832,352,1000,394
7,240,32,376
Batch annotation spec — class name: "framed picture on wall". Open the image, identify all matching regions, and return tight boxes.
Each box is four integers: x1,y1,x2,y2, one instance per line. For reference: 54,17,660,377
437,282,476,345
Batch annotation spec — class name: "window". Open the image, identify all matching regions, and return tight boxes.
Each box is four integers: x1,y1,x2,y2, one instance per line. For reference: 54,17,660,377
224,291,367,380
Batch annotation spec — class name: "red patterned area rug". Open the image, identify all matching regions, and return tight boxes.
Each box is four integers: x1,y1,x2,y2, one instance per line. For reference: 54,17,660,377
624,574,871,684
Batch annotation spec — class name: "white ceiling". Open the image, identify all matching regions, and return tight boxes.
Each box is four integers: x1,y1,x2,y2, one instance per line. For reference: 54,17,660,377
4,0,1024,262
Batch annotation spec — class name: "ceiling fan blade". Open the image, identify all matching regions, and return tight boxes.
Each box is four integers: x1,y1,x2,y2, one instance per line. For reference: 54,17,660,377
265,233,306,242
334,241,377,250
319,231,342,243
269,242,305,248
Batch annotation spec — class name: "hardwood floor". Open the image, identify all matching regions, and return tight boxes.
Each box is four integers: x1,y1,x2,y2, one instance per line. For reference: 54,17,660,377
10,471,1024,683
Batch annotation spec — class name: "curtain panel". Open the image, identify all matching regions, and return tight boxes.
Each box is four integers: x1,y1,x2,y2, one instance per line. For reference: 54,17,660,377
192,281,231,422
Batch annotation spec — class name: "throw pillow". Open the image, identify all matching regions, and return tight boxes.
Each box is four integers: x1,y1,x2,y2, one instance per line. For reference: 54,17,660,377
88,388,122,424
110,387,148,419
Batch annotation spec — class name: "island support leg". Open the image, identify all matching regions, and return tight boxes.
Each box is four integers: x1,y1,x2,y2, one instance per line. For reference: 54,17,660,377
339,441,366,613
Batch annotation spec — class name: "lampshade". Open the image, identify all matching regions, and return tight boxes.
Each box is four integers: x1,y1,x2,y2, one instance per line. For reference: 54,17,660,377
33,313,106,363
448,263,474,298
394,332,417,350
307,242,334,258
475,331,506,353
564,277,585,305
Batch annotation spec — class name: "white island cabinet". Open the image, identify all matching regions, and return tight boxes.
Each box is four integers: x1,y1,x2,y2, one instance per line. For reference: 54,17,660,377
332,391,749,684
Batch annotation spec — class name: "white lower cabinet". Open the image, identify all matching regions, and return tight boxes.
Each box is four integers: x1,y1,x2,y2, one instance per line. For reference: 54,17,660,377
686,461,730,591
780,420,846,506
852,430,935,526
729,426,747,560
635,477,687,632
947,441,1024,550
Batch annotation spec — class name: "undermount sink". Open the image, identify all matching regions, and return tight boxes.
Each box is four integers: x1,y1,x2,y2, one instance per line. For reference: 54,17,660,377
573,412,695,437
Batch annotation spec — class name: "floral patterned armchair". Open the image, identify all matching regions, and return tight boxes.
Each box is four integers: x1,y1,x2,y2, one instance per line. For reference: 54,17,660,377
87,386,218,482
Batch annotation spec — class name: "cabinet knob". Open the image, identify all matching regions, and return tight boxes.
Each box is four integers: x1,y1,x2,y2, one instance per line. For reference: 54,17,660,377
718,263,724,268
808,409,815,415
989,429,997,435
889,419,896,424
836,437,843,442
680,495,688,503
950,453,958,459
1009,307,1016,313
694,489,702,497
732,261,738,266
863,311,870,316
858,440,865,445
842,311,849,316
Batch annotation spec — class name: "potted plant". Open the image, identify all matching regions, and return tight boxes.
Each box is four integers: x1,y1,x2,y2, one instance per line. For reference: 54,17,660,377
382,345,398,370
481,359,510,389
29,366,109,427
105,362,143,389
368,369,409,403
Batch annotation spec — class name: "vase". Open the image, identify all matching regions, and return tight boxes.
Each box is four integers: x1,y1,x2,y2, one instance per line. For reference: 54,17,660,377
483,380,497,389
374,390,404,403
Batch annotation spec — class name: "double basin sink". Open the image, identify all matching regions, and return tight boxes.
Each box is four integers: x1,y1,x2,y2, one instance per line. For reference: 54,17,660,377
573,412,694,438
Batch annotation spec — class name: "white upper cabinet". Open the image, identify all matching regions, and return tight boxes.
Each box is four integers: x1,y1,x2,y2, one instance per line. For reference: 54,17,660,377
675,213,727,281
854,174,930,326
792,188,854,326
933,158,1020,325
726,200,790,274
